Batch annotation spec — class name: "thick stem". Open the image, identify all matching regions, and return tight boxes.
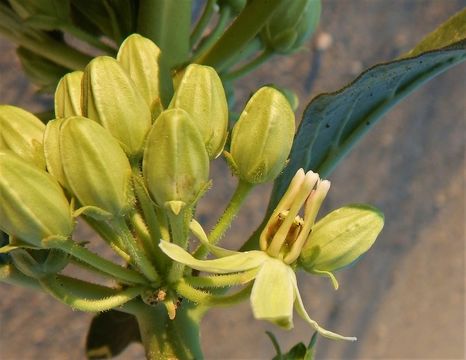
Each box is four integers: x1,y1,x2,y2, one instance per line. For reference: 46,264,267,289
111,218,160,284
167,208,192,283
137,0,193,106
136,303,204,360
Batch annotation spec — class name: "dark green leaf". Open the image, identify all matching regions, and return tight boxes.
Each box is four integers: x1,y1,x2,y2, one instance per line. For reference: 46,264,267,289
270,39,466,209
86,310,141,359
241,10,466,252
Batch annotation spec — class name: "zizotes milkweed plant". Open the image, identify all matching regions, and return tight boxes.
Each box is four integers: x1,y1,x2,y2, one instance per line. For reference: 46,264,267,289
0,34,383,357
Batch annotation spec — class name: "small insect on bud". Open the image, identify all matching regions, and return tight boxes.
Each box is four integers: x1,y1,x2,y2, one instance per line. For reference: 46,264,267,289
261,0,321,54
143,109,210,214
170,64,228,159
0,105,45,169
0,151,73,247
228,87,295,184
117,34,161,115
59,116,133,217
82,56,151,158
54,70,83,118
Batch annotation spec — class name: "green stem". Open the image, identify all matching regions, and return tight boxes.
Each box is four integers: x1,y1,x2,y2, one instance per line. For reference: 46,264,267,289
132,171,169,271
111,218,160,284
40,276,144,312
43,238,147,285
84,216,131,262
190,0,217,46
217,36,263,74
194,180,253,259
222,49,273,81
0,263,142,314
137,0,193,106
192,6,232,60
196,0,282,72
167,208,192,283
176,280,252,306
60,23,116,54
0,263,41,290
135,303,204,360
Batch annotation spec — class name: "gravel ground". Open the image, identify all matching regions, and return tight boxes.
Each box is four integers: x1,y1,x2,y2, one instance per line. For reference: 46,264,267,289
0,1,465,359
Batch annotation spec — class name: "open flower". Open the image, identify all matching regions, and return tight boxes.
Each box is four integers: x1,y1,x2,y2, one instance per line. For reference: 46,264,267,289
160,169,383,341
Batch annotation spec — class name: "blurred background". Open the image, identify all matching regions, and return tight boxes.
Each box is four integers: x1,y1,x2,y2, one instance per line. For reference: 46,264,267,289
0,0,465,359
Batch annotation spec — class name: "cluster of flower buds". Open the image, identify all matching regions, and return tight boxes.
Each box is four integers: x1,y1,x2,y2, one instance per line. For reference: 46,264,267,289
0,33,296,265
0,32,383,343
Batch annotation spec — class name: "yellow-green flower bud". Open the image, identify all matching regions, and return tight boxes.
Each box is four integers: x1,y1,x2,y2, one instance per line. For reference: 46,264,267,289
43,118,68,188
54,71,83,118
0,105,45,168
117,34,161,113
82,56,151,157
0,151,73,246
261,0,321,54
59,116,132,216
170,64,228,159
300,204,384,273
143,109,209,214
228,87,295,184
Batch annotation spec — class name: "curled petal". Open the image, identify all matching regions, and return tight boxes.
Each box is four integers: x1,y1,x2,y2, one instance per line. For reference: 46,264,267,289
289,267,356,341
159,241,267,274
189,219,238,258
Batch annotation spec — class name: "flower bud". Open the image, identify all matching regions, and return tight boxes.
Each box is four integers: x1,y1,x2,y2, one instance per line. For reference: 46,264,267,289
143,109,209,213
228,87,295,184
170,64,228,159
261,0,321,54
54,71,83,118
59,116,132,216
300,204,384,273
117,34,161,114
43,118,69,188
0,105,46,168
0,151,73,246
82,56,151,157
